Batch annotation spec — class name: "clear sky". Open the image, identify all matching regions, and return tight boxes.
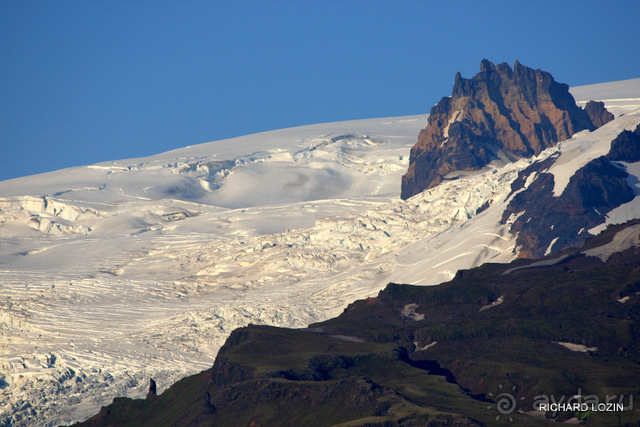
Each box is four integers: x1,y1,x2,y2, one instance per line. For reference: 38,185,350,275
2,1,639,182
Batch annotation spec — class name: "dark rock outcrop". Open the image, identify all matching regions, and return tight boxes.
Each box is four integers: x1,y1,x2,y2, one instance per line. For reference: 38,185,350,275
584,100,615,128
500,126,638,258
606,123,640,162
146,378,157,400
502,158,634,258
401,60,600,199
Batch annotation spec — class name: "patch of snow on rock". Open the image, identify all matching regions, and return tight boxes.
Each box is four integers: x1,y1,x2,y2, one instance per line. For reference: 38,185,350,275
401,303,425,321
553,342,597,353
583,223,640,262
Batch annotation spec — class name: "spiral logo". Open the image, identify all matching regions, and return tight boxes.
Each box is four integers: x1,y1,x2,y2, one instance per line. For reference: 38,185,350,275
486,384,525,422
495,392,517,414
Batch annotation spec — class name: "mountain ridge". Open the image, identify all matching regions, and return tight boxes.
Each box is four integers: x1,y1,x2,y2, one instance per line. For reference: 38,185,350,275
401,60,609,199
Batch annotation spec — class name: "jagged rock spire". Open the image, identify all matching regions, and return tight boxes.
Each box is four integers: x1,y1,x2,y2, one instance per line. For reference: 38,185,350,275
401,60,602,199
146,378,157,400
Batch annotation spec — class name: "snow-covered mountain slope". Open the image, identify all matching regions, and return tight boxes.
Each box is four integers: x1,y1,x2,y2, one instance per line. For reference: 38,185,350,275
1,115,427,209
1,80,639,426
572,77,640,117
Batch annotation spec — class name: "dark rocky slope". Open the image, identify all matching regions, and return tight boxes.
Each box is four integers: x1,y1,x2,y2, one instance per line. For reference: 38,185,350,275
607,123,640,162
401,60,602,199
501,123,640,258
584,100,614,129
77,221,640,426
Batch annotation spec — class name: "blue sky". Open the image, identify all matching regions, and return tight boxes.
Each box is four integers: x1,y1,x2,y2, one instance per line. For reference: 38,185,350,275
2,1,639,182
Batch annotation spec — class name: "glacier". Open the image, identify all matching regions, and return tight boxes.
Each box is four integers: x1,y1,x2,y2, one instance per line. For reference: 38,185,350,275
0,80,639,426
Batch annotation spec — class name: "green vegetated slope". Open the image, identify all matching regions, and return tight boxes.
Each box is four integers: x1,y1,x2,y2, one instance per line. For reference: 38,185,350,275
78,222,640,426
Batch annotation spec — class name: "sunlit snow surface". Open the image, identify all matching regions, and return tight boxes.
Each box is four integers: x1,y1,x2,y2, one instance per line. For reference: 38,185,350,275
1,80,640,425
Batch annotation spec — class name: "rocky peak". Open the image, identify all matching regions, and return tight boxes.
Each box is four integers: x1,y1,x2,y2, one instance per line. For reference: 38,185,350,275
146,378,157,400
585,100,615,128
401,60,604,199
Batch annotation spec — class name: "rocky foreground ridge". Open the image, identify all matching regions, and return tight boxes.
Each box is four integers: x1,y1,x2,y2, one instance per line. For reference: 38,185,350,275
78,220,640,426
401,59,612,199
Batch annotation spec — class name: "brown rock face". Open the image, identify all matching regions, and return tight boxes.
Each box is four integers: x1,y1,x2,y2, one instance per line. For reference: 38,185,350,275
401,60,597,199
584,100,615,128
